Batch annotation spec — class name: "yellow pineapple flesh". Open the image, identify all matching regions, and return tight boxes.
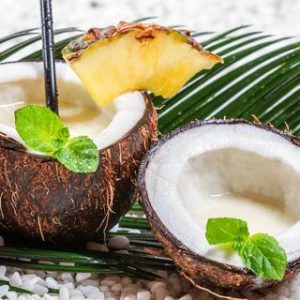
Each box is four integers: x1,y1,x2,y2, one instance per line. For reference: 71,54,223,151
62,22,223,106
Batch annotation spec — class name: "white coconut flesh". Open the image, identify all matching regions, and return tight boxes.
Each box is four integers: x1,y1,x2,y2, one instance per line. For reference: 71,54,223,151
144,122,300,268
0,62,146,152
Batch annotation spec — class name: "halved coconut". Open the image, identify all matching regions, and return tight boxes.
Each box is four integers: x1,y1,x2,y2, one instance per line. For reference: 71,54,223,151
138,120,300,290
0,61,157,244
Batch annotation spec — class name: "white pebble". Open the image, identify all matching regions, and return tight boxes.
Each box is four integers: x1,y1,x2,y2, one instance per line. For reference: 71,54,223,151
137,290,151,300
0,284,9,297
111,283,123,293
179,295,192,300
99,285,109,292
70,296,85,300
59,286,70,300
80,286,101,297
100,279,116,287
105,276,121,283
7,291,18,300
85,242,109,252
34,271,46,279
121,277,132,287
80,279,99,287
0,275,9,281
0,236,5,246
122,287,138,295
155,288,169,300
150,281,167,293
10,272,22,287
43,295,59,300
75,273,91,282
0,266,6,276
63,283,75,290
108,236,130,250
33,284,48,295
22,275,36,281
61,273,74,283
46,277,59,289
70,290,82,297
22,280,35,291
124,295,137,300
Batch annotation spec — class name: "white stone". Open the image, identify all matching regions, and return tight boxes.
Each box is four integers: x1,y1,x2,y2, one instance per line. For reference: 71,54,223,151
80,279,99,287
108,236,130,250
0,285,9,297
0,236,5,246
75,273,91,282
69,290,83,297
111,283,122,293
124,295,137,300
85,242,109,253
7,291,18,300
120,277,132,287
32,284,48,295
0,266,6,276
59,286,70,300
44,295,59,300
99,285,109,292
80,286,100,297
105,276,121,283
136,290,151,300
70,296,85,300
10,272,22,287
150,281,167,294
63,283,75,290
46,277,59,290
61,273,74,283
100,279,116,287
22,280,35,291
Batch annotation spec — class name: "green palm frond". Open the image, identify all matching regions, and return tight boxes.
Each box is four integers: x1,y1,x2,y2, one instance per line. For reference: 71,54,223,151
0,24,299,277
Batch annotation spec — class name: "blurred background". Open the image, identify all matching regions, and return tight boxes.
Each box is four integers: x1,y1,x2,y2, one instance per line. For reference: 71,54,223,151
1,0,299,36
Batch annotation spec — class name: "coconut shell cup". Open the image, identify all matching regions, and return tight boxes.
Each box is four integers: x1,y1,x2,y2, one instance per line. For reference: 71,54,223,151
138,119,300,291
0,91,157,244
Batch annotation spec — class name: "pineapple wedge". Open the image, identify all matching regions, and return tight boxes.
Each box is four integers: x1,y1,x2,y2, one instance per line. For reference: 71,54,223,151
62,22,223,106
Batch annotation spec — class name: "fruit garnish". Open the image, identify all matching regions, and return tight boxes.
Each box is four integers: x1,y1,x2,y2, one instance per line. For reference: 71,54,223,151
15,105,99,173
62,22,223,106
206,217,287,280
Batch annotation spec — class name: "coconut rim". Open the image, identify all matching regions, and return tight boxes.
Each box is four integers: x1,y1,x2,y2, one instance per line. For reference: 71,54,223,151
138,119,300,279
0,60,154,160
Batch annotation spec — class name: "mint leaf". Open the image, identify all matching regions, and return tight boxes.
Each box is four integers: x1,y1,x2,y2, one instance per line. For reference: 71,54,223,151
15,105,100,173
54,136,99,173
237,233,287,281
206,217,249,245
15,105,69,153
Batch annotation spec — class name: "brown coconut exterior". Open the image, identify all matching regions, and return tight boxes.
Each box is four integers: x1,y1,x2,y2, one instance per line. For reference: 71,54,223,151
0,92,157,244
138,119,300,291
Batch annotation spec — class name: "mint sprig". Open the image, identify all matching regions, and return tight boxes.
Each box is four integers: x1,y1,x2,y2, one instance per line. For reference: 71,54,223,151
15,105,99,173
206,217,287,281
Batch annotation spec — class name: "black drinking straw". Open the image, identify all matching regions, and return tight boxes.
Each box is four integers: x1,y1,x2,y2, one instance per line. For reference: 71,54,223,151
39,0,58,114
